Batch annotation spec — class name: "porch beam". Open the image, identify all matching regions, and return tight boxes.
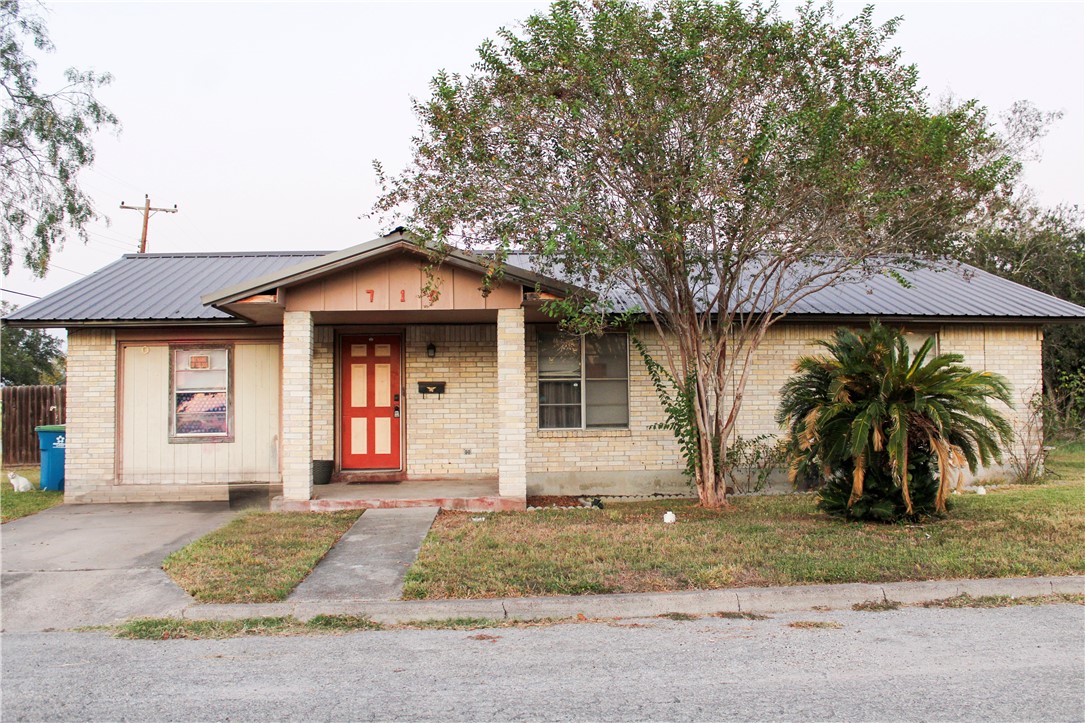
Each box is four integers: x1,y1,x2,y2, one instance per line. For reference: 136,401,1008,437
496,307,528,500
282,310,314,501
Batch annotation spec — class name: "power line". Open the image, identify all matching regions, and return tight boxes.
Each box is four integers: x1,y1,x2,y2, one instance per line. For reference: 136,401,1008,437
2,289,42,300
50,264,87,277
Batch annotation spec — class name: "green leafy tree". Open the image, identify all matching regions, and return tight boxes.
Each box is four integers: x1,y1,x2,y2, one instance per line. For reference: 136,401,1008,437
1,303,64,385
776,323,1012,522
1,0,119,276
955,201,1085,436
376,0,1019,507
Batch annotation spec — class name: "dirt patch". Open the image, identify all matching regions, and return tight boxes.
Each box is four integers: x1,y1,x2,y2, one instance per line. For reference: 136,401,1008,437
528,495,584,508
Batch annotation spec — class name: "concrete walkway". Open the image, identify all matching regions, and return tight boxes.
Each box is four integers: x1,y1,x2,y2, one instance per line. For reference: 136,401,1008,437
195,574,1085,626
289,507,439,602
1,503,235,633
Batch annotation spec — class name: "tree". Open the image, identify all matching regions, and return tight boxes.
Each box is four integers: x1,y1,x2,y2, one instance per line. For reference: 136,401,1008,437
1,0,119,277
776,323,1012,522
1,303,64,385
376,0,1018,507
954,200,1085,436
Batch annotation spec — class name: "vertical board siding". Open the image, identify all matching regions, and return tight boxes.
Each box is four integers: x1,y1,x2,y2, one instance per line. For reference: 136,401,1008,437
1,385,67,466
120,343,280,484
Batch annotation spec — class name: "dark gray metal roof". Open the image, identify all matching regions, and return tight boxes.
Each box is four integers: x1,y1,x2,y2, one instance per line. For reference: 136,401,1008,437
507,254,1085,321
4,246,1083,327
3,252,327,325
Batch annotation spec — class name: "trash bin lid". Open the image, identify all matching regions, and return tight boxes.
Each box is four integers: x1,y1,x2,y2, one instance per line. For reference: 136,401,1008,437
34,425,66,432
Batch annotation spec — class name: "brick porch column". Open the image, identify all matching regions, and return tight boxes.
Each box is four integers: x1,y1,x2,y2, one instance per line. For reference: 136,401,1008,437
497,307,527,500
282,311,314,501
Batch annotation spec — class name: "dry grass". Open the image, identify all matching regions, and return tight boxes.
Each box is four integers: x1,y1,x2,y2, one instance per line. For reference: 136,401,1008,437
162,511,363,603
788,620,844,629
918,592,1084,609
403,483,1085,599
1,467,63,523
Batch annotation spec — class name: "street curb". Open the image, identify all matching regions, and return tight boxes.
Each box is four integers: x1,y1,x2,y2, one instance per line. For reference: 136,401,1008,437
181,575,1085,624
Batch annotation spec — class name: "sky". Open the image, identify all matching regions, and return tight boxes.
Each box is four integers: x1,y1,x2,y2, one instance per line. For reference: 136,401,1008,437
2,0,1083,309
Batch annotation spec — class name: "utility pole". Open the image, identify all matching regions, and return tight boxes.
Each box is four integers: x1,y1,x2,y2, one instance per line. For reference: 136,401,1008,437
119,195,178,253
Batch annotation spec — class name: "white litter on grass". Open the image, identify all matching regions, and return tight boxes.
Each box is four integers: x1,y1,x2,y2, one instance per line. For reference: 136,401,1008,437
471,516,487,522
663,510,677,524
7,472,31,492
974,486,987,495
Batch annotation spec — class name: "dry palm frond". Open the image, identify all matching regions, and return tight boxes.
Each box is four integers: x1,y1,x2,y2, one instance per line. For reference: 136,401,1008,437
848,455,866,508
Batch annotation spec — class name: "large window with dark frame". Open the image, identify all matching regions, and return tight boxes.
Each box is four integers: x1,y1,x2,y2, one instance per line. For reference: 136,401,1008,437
538,331,629,429
171,347,231,440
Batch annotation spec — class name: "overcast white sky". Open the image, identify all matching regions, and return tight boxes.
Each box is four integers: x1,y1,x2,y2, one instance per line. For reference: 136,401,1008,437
2,1,1083,307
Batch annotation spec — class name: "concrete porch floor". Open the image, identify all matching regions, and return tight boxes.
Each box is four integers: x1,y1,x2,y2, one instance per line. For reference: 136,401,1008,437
277,478,525,512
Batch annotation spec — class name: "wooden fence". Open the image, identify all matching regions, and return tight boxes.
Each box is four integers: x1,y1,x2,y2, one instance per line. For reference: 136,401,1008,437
2,385,66,466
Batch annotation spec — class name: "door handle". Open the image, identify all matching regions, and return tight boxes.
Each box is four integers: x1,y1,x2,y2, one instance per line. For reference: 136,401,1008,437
394,406,401,418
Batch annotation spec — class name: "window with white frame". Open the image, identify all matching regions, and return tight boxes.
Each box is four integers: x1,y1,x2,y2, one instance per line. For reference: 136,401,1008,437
171,347,231,440
538,331,629,429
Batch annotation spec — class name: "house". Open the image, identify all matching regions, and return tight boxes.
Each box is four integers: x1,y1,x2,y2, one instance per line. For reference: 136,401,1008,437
4,229,1084,510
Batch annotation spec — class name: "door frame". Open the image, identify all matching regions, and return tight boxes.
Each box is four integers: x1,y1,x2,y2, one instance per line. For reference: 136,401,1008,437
335,329,406,474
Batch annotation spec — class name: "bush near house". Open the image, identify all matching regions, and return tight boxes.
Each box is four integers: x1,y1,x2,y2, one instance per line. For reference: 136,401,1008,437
777,323,1012,522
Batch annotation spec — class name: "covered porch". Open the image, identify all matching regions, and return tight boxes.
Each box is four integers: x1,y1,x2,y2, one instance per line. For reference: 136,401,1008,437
199,232,568,512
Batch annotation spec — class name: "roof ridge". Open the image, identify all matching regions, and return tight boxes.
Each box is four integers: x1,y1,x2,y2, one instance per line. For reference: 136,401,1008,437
122,251,330,259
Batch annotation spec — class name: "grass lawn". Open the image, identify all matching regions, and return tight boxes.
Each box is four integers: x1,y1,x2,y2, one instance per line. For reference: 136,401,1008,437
1048,441,1085,481
403,482,1085,599
163,510,363,603
1,467,63,523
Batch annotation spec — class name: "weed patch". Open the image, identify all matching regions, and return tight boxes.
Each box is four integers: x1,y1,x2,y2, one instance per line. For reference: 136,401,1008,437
788,620,844,629
852,599,903,612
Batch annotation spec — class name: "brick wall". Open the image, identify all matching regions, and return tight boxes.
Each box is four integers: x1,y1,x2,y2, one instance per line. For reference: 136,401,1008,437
64,328,118,499
497,309,528,497
404,325,500,476
312,326,335,461
526,324,686,495
281,311,313,501
523,321,1043,494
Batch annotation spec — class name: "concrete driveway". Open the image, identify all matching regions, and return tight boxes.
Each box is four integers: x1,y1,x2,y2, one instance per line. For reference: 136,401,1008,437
1,503,235,632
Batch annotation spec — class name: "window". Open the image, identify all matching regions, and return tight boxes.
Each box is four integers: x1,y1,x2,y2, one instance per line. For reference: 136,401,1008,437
538,331,629,429
171,347,231,440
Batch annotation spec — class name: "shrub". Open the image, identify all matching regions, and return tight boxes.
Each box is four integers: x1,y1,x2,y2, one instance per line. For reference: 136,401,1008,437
776,322,1012,522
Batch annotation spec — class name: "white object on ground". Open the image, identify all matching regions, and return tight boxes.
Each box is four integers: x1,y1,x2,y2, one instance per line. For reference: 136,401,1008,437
8,472,32,492
663,510,676,524
974,486,987,495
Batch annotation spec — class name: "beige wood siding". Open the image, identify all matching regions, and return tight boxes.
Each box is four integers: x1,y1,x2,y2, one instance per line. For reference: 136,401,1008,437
120,343,280,484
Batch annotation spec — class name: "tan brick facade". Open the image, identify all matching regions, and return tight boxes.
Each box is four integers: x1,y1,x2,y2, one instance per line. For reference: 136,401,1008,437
525,324,686,495
497,309,528,498
282,311,314,501
60,317,1043,504
312,326,335,461
64,329,118,500
404,325,499,476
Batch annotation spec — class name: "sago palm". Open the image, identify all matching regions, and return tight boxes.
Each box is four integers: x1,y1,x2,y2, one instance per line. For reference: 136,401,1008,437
776,322,1013,521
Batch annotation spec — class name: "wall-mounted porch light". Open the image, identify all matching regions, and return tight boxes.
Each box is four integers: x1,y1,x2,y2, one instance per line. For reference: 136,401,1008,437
426,342,437,358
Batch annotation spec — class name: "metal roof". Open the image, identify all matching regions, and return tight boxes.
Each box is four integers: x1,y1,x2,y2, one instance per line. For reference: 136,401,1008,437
3,252,327,325
506,253,1085,321
4,246,1083,327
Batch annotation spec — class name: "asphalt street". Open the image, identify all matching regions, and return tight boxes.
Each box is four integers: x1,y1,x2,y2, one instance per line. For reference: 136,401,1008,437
2,604,1082,721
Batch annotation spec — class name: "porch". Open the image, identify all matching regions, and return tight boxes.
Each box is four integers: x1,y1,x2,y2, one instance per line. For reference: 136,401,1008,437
276,477,524,512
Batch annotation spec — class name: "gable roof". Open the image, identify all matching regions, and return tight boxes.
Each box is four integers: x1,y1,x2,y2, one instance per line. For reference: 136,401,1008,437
506,253,1085,321
4,235,1084,327
202,230,574,307
3,251,327,326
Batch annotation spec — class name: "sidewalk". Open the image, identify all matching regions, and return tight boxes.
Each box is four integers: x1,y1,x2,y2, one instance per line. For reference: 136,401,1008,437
184,575,1085,625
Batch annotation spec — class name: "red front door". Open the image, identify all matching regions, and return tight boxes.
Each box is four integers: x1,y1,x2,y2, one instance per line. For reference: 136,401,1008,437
341,335,402,470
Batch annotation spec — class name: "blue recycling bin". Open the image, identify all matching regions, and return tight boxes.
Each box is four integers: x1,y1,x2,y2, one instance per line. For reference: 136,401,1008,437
35,425,66,492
